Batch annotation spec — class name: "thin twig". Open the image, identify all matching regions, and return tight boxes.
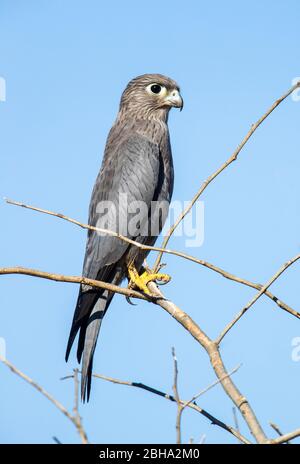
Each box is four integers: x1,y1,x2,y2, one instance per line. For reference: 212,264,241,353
0,356,89,444
181,364,241,411
73,369,80,417
52,436,62,444
172,347,183,444
199,434,206,444
233,407,242,444
269,421,288,443
216,253,300,344
71,368,86,440
153,80,300,271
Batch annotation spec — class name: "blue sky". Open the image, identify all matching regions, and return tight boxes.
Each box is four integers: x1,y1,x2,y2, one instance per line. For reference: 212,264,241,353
0,0,300,444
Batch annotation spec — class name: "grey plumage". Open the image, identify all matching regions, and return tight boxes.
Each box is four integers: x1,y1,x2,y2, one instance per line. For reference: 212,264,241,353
65,74,183,401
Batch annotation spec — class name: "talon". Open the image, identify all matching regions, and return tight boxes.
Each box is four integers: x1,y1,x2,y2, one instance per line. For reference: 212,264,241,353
126,277,138,304
156,279,169,286
127,262,171,295
126,295,137,306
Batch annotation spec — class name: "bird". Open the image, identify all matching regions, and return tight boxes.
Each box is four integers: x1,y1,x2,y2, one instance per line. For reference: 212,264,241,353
65,74,183,401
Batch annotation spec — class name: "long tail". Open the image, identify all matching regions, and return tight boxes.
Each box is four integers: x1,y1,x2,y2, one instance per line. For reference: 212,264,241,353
66,261,124,401
66,288,112,402
80,291,109,401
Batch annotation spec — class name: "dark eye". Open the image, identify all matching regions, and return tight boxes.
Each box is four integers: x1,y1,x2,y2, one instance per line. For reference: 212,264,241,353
150,84,162,94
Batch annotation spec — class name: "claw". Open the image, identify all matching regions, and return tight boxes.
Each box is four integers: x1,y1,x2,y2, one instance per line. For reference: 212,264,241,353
156,279,169,286
126,277,138,305
126,295,137,306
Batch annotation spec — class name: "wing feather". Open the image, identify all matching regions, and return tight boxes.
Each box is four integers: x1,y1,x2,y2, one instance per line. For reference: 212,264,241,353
82,133,160,279
66,133,161,380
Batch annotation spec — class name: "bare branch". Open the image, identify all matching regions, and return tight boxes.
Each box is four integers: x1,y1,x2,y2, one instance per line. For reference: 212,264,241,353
0,266,267,442
0,356,89,444
71,369,87,441
3,259,300,443
62,370,251,444
269,421,289,444
172,347,183,444
2,81,300,445
198,261,300,321
0,266,149,301
216,253,300,344
148,281,267,443
153,80,300,271
5,199,299,321
269,428,300,445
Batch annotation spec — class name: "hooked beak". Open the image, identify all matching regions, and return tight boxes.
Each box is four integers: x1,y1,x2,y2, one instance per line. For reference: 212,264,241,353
164,89,184,111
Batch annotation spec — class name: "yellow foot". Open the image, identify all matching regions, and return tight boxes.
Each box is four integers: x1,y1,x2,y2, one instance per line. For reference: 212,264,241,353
127,263,171,295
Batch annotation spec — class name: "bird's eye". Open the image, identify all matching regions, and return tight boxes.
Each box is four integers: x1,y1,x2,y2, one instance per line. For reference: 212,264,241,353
146,83,167,97
150,84,162,94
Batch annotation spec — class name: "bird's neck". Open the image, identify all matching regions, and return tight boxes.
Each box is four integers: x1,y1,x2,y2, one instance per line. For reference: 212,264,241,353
118,106,170,124
113,111,169,146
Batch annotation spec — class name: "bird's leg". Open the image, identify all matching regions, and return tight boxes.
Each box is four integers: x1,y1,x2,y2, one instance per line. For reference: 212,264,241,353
127,262,171,295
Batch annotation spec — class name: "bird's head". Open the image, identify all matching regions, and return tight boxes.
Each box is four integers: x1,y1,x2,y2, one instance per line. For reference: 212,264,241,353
119,74,183,121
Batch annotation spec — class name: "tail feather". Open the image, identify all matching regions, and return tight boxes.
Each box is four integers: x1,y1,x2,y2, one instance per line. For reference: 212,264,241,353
65,289,98,363
66,265,123,401
81,293,108,401
65,288,109,401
